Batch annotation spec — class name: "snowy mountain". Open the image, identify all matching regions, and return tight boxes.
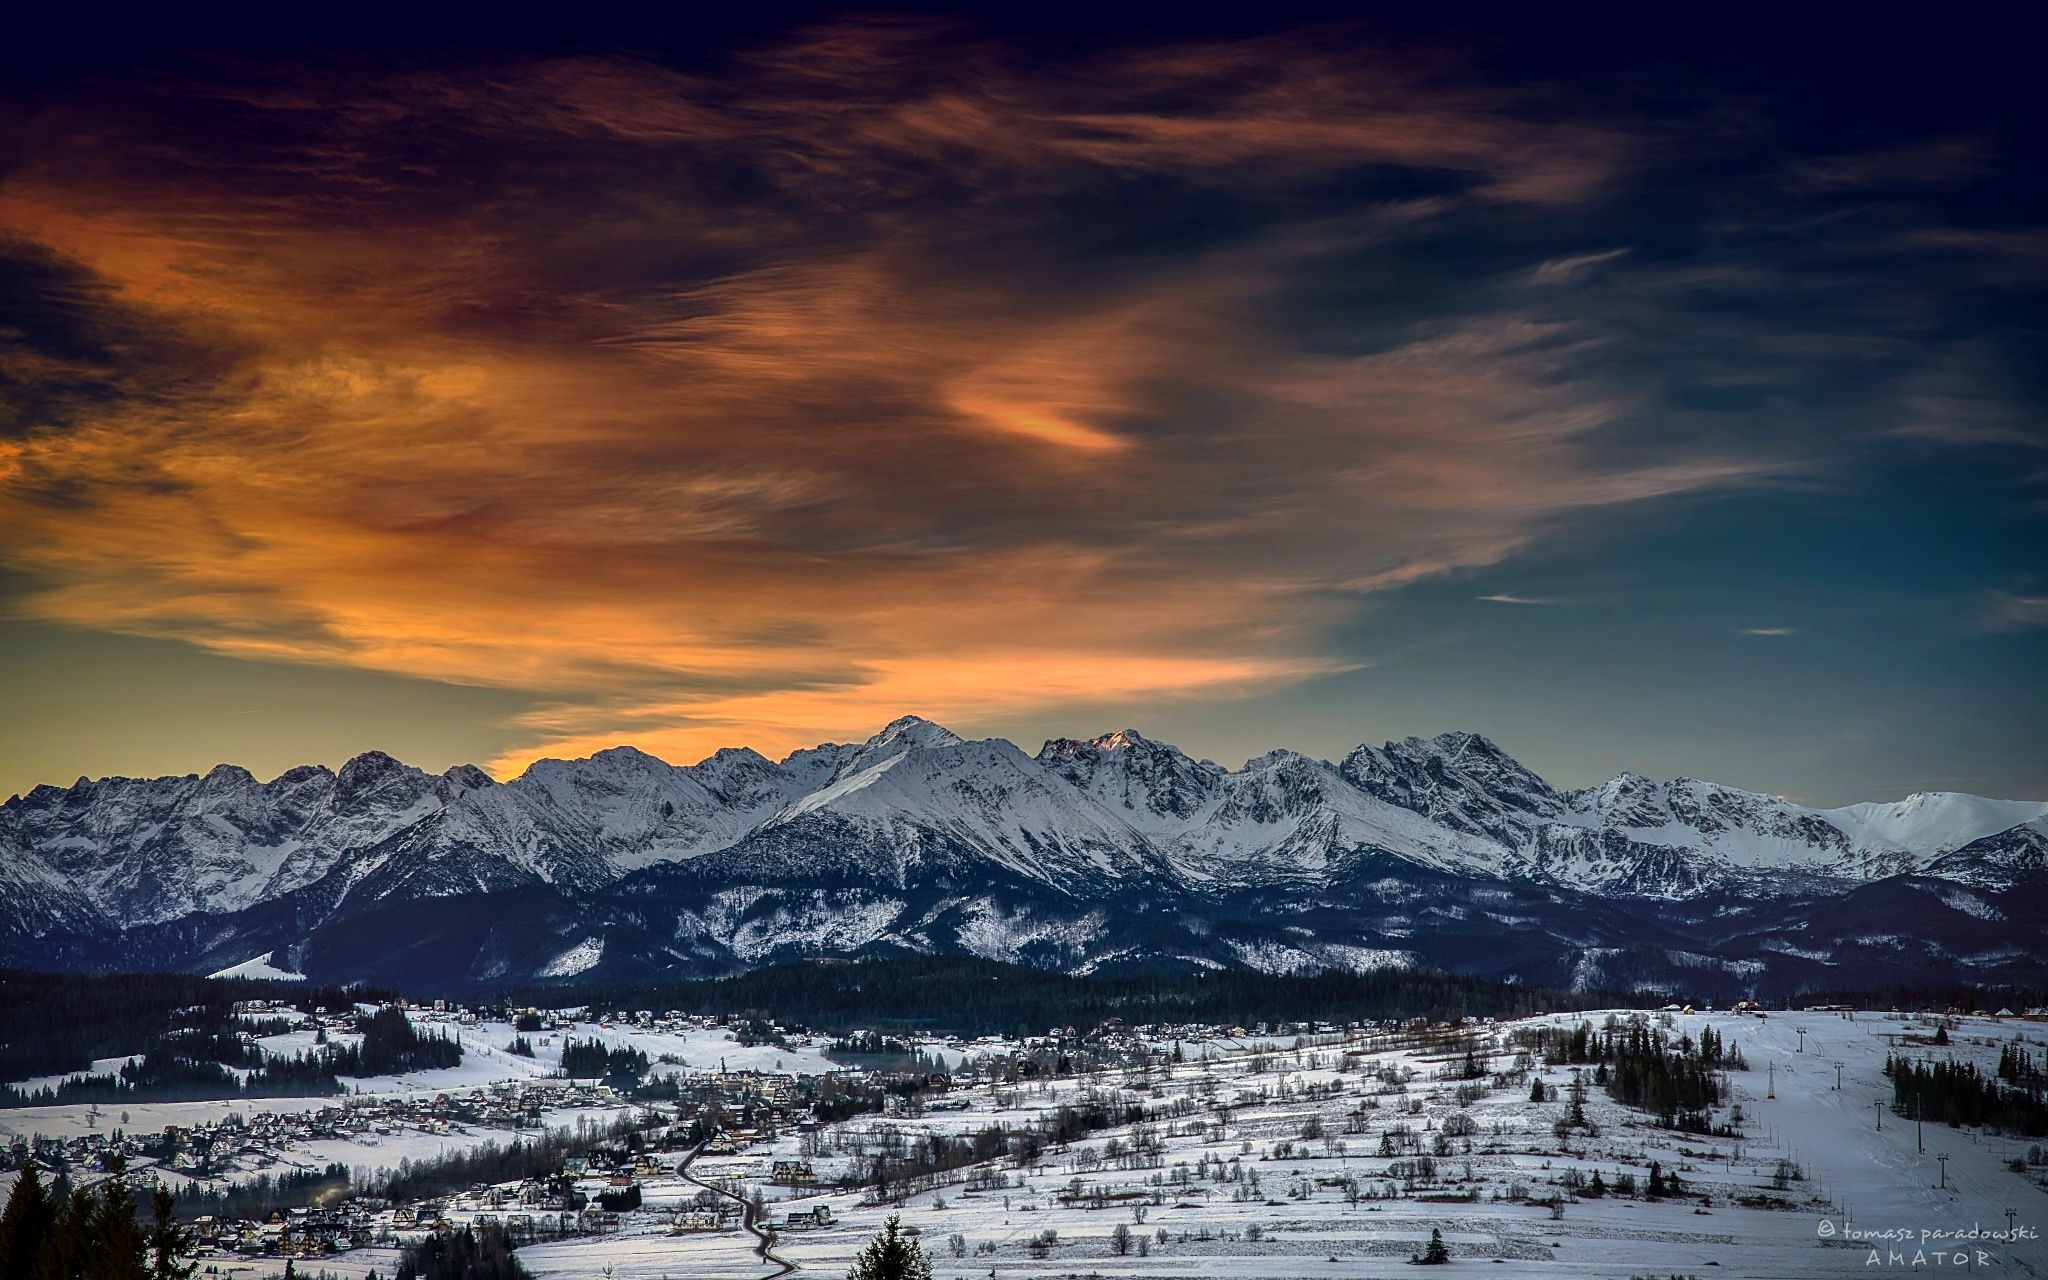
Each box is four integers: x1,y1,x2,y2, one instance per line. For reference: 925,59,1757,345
0,751,490,926
3,717,2043,989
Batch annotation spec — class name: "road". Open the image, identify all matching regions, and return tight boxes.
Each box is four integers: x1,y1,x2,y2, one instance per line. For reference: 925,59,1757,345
677,1139,798,1278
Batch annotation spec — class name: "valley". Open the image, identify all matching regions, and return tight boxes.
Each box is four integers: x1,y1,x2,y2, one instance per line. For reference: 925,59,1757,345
4,994,2044,1277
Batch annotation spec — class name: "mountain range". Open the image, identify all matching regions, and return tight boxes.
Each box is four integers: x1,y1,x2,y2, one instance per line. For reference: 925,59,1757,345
4,716,2044,996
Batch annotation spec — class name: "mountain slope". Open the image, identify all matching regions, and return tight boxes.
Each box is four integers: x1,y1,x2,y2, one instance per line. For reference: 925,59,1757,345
3,716,2042,990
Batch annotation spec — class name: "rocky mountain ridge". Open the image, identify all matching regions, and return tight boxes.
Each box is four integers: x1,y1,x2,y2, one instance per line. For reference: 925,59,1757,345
4,717,2042,992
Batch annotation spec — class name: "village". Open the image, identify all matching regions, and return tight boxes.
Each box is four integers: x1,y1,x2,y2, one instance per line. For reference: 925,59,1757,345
5,997,2046,1278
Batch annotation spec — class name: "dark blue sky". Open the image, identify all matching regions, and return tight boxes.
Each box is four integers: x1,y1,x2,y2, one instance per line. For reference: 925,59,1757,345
0,8,2041,802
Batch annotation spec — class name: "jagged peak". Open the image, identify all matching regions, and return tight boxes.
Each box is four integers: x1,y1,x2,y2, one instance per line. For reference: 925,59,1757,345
268,763,336,785
587,744,675,768
442,763,497,791
1038,727,1180,761
1241,746,1324,771
818,715,967,785
780,740,857,768
337,749,413,782
697,745,775,769
866,714,963,746
517,743,674,776
1429,728,1500,752
1391,729,1517,766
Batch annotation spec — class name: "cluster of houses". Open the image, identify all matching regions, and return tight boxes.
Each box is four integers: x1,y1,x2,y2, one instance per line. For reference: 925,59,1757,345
7,1076,628,1193
6,1000,1517,1268
204,1064,839,1262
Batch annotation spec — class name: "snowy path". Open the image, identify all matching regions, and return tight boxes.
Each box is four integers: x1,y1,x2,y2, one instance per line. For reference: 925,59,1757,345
678,1139,798,1278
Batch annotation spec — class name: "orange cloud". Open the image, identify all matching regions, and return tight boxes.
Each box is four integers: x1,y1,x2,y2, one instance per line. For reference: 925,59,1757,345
0,20,1774,776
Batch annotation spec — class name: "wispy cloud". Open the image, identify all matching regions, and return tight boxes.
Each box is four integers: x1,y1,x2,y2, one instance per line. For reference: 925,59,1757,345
1528,247,1629,286
1982,593,2048,633
1737,627,1799,637
0,16,2024,776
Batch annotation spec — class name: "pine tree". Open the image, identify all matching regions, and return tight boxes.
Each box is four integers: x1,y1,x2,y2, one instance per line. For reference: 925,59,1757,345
0,1162,55,1275
1417,1227,1450,1264
91,1154,149,1280
146,1186,196,1280
37,1186,99,1280
847,1215,933,1280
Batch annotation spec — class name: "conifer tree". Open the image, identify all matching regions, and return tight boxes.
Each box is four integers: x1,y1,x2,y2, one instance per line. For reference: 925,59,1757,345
1416,1227,1450,1264
91,1155,149,1280
147,1186,197,1280
0,1161,54,1275
848,1214,933,1280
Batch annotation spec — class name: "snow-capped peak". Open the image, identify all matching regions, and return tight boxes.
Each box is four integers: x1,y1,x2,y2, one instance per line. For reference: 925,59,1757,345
5,718,2044,956
826,715,966,782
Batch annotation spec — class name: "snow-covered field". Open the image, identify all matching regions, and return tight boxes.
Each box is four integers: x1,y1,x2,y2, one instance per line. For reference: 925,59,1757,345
524,1010,2048,1279
7,1009,2046,1277
0,1013,837,1172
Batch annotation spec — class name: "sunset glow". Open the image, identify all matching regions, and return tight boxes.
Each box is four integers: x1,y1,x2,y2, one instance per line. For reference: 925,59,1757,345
1,12,2041,801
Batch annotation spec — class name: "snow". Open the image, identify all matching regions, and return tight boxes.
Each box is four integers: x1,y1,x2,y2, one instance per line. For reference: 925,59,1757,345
7,1053,143,1095
512,1009,2048,1278
541,937,605,977
7,1003,2046,1277
208,950,308,981
12,715,2048,982
1825,792,2048,855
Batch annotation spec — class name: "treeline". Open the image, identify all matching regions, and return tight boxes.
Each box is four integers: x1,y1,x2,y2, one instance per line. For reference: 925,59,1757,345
559,1037,648,1080
392,1222,530,1280
1999,1044,2047,1094
0,1158,197,1279
508,954,1630,1038
174,1164,351,1223
325,1006,462,1076
2,1007,460,1107
1599,1022,1728,1131
1887,1054,2048,1137
0,969,397,1084
827,1030,952,1074
173,1115,646,1225
1514,1018,1731,1130
1776,981,2048,1014
3,1052,346,1107
375,1112,645,1206
1,1004,459,1108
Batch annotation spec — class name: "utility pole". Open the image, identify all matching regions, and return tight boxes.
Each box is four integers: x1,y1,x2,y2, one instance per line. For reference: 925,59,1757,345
1874,1100,1882,1131
2008,1207,2019,1237
1937,1153,1949,1190
1832,1061,1845,1090
1768,1061,1776,1100
1796,1027,1807,1054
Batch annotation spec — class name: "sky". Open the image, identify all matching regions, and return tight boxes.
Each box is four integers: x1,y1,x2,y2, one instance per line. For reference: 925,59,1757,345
0,9,2042,805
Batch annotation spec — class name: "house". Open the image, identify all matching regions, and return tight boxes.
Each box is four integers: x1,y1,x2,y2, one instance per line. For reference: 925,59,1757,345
784,1205,834,1229
771,1160,818,1186
670,1212,724,1233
